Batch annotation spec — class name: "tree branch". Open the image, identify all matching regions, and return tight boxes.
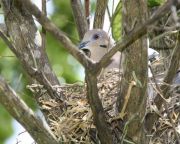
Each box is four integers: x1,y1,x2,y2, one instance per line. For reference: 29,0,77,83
71,0,88,39
14,0,180,74
15,0,92,69
85,71,112,144
2,0,59,86
93,0,108,29
0,76,58,144
1,0,66,102
0,25,65,106
97,0,180,72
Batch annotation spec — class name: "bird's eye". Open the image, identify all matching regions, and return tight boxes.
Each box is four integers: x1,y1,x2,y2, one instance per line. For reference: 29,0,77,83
93,34,99,40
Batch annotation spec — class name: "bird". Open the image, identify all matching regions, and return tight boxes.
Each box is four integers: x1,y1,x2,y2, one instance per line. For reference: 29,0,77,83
78,29,121,69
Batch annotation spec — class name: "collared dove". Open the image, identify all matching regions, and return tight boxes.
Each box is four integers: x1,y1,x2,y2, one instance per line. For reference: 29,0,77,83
79,29,121,69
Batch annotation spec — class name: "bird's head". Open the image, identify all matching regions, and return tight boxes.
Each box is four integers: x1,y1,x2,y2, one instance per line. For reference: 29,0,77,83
79,29,112,61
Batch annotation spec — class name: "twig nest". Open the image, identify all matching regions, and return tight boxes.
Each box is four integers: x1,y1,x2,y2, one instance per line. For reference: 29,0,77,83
27,68,121,143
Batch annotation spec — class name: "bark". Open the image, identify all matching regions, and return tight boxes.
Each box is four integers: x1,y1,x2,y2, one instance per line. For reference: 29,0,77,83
2,0,58,86
1,0,65,125
15,0,91,69
116,0,148,143
71,0,88,39
98,0,180,71
93,0,108,29
85,70,113,144
1,0,62,102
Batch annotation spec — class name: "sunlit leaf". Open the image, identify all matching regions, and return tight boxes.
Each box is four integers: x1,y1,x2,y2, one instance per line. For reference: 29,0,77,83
111,1,122,41
148,0,165,8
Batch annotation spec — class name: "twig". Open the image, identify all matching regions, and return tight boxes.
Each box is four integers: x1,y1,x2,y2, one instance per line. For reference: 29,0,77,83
150,30,178,44
110,81,136,122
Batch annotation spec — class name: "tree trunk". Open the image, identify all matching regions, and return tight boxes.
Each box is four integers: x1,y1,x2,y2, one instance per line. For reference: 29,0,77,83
117,0,148,143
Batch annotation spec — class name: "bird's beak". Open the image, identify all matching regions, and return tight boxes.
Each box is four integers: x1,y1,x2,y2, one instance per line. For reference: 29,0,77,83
78,41,91,57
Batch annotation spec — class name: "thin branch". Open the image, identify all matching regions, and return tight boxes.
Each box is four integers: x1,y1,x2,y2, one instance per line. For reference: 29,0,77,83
93,0,108,29
0,76,58,144
71,0,88,39
106,5,111,23
96,0,180,72
0,28,65,102
150,30,178,44
2,0,59,87
15,0,92,69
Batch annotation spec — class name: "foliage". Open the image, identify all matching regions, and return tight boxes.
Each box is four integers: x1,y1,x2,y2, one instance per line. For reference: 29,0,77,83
148,0,166,8
47,0,83,83
111,1,122,41
0,106,13,144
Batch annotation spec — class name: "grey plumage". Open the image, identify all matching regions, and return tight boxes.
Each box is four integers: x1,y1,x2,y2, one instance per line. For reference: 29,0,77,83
79,29,121,68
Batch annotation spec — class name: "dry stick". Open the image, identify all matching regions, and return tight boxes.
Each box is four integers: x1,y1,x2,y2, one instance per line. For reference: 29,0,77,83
93,0,108,29
0,77,58,144
71,0,88,39
148,65,170,102
110,81,137,122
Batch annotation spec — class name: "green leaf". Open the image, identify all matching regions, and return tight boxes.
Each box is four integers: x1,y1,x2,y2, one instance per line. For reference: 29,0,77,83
148,0,165,8
111,1,122,41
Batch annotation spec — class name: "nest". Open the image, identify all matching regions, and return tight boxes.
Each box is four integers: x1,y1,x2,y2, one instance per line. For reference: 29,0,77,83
27,60,180,143
147,57,180,144
27,68,121,143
